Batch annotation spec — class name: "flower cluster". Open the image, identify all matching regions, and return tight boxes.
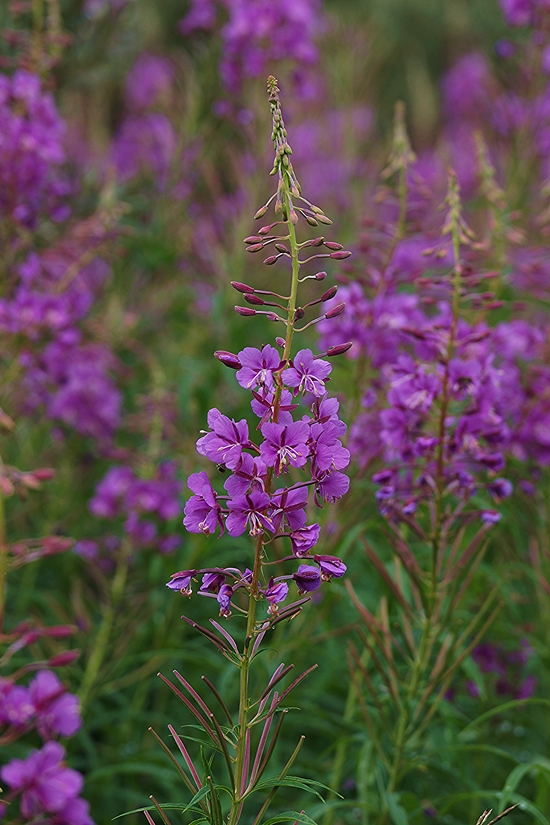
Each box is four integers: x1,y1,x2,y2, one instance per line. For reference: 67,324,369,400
179,0,324,97
1,741,93,825
0,670,81,741
89,462,183,552
0,69,69,228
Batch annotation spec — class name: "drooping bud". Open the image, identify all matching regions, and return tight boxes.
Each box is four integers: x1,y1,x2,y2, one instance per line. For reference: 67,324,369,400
48,650,80,667
327,342,353,357
314,271,327,281
245,294,265,306
324,241,343,251
329,250,352,260
320,286,338,302
305,215,318,226
316,214,333,225
235,306,257,316
244,235,265,244
263,255,278,265
215,350,242,370
246,243,265,253
275,337,286,347
231,281,254,294
324,302,346,319
254,204,269,220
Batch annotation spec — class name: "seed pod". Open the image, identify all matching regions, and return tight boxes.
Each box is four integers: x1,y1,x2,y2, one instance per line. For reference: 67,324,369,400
330,250,352,259
324,302,346,319
215,350,241,370
231,281,254,293
320,285,338,302
235,306,256,316
327,342,353,357
246,243,265,253
324,241,343,251
245,294,265,305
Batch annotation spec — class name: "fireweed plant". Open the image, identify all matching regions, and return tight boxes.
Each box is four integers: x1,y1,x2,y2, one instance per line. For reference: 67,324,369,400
144,77,352,825
317,101,547,820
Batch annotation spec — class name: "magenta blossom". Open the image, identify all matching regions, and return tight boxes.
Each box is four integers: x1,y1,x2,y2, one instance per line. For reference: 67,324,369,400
314,554,347,580
196,408,251,471
293,564,322,593
183,471,224,536
236,344,281,390
166,570,196,596
264,579,289,615
29,671,81,739
226,491,273,537
284,349,331,397
270,486,308,532
217,584,233,618
290,524,321,557
260,421,310,475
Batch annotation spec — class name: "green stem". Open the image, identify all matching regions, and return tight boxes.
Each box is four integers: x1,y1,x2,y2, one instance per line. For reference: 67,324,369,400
78,541,130,710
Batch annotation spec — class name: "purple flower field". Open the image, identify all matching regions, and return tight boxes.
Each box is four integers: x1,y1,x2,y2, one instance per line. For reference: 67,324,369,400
1,1,550,824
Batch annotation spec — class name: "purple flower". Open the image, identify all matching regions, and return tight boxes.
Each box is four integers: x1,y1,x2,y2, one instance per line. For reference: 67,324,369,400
487,478,513,501
29,671,81,739
226,491,273,537
223,454,267,497
184,471,223,536
251,388,296,426
293,564,322,594
264,580,289,615
200,572,226,594
309,420,350,474
260,421,310,475
0,684,34,727
112,114,176,190
314,554,347,580
270,486,309,532
236,345,281,390
500,0,533,26
124,54,174,110
217,584,233,618
284,349,331,397
1,741,85,819
480,509,501,524
166,570,196,596
314,470,350,504
290,524,321,557
197,408,250,471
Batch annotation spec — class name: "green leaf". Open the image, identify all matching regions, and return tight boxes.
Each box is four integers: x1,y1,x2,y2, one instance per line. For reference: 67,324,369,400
386,792,409,825
262,811,319,825
251,775,341,802
498,759,550,813
460,699,550,738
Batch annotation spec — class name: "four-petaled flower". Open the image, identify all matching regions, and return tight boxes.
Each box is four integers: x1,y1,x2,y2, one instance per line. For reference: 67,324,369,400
236,345,281,390
226,491,273,537
260,421,310,475
197,408,251,471
293,564,322,594
166,569,196,596
290,524,321,557
284,349,331,397
184,472,224,535
314,554,347,580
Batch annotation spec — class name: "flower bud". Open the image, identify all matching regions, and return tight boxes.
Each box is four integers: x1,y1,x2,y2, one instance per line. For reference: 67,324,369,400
289,209,299,224
258,224,273,235
267,313,280,322
215,350,241,370
314,271,327,281
245,294,265,305
0,409,15,432
275,243,289,253
254,204,269,219
235,306,256,316
313,237,325,246
244,235,264,244
231,281,254,293
324,302,346,319
263,255,278,265
246,243,265,253
327,342,353,357
316,214,333,225
32,468,56,481
320,286,338,302
48,650,80,667
294,307,305,320
21,473,42,490
330,250,352,259
324,241,343,251
306,215,318,226
275,337,285,347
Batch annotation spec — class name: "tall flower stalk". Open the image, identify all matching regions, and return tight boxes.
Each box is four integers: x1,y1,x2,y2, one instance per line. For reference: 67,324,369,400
146,77,352,825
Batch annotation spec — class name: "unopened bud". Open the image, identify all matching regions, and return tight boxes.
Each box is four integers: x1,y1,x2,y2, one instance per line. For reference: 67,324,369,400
21,473,42,490
295,307,305,320
42,537,73,552
46,625,77,638
235,306,256,316
327,342,353,357
310,205,324,215
231,281,254,294
275,244,288,253
321,286,338,302
324,302,346,319
264,255,278,265
289,209,299,225
313,237,324,247
246,243,265,253
267,313,280,322
316,214,333,225
244,235,264,244
305,215,318,226
314,271,327,281
275,337,285,347
215,351,241,370
330,250,352,259
254,204,269,219
48,650,80,667
245,294,265,305
32,468,56,481
258,225,273,235
324,241,343,251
